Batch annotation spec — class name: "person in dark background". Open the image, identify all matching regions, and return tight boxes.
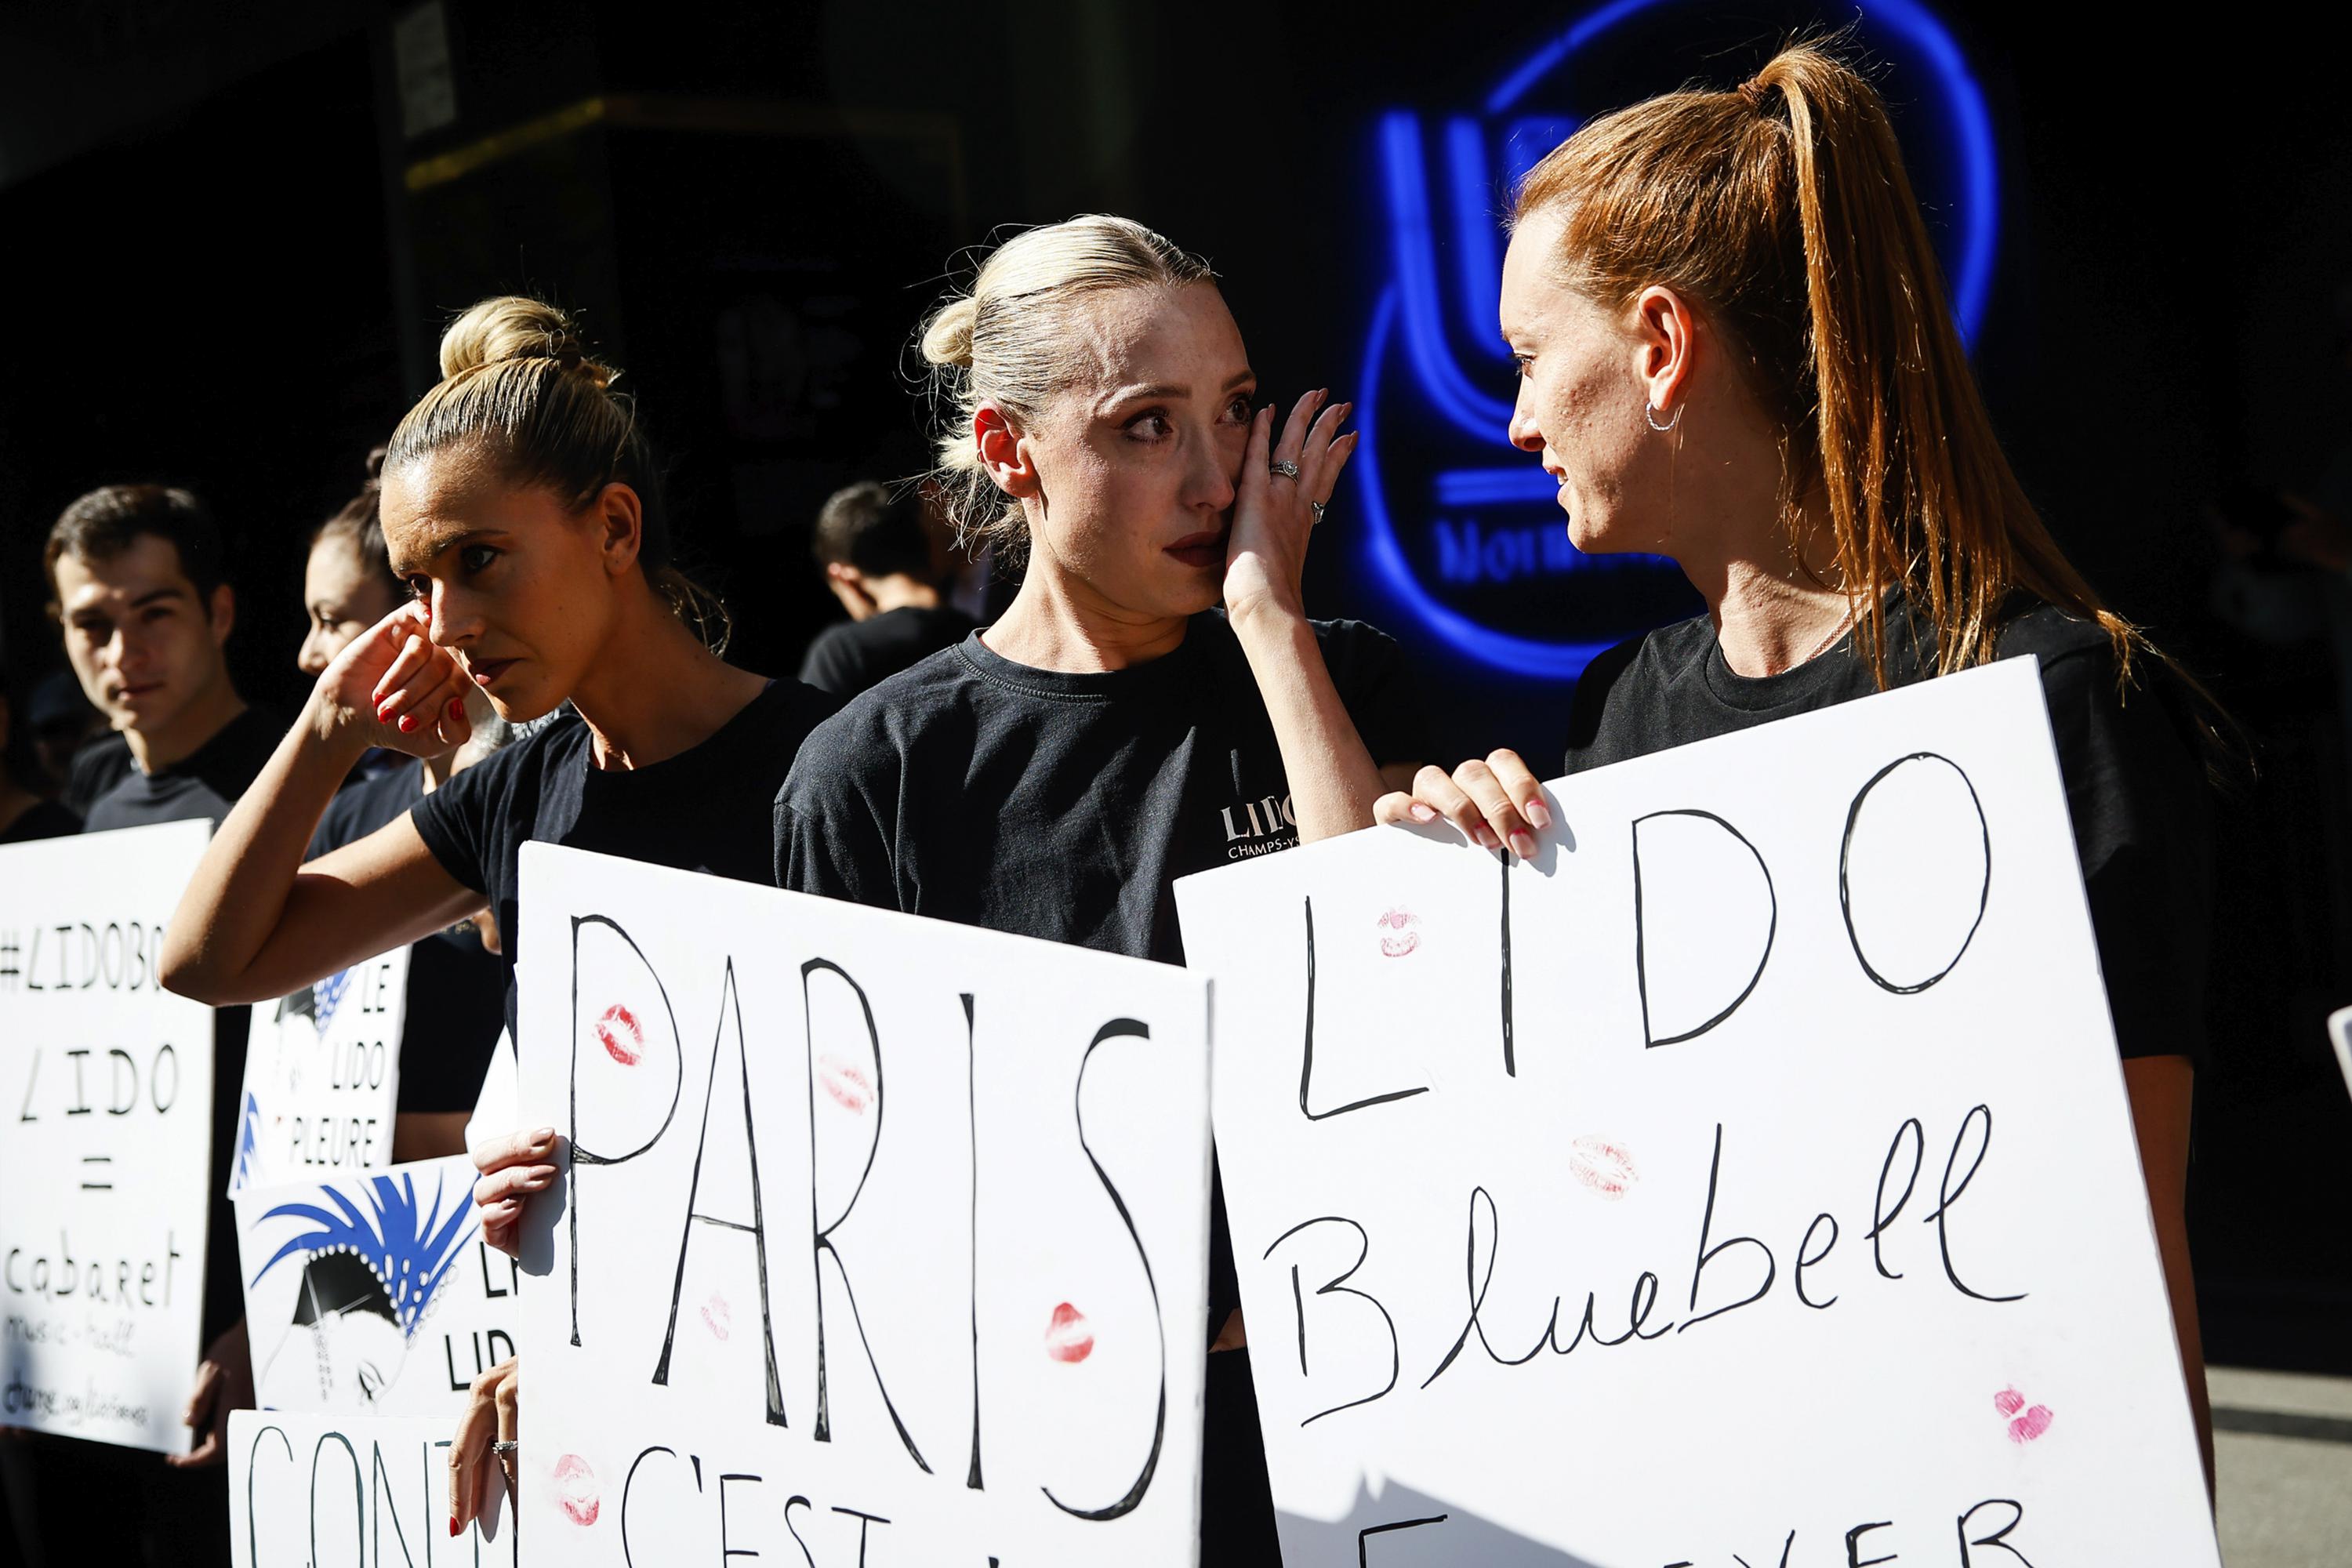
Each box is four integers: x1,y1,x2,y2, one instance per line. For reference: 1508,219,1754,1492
27,485,285,1559
50,485,281,836
1378,43,2224,1489
778,213,1420,1562
0,667,80,841
798,477,977,696
294,448,511,1159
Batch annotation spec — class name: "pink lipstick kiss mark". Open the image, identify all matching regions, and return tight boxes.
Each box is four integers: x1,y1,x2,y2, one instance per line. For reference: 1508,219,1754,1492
593,1004,643,1067
1994,1388,2054,1443
1376,907,1421,959
552,1454,599,1526
1044,1302,1094,1364
1568,1134,1638,1200
817,1052,872,1114
701,1292,731,1341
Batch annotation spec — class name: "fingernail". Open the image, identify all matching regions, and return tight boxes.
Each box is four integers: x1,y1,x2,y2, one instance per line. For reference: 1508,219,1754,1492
1473,825,1501,850
376,702,393,721
1526,801,1552,830
447,697,465,720
1409,803,1439,824
1510,830,1538,859
534,1127,556,1142
450,1518,462,1538
398,714,419,733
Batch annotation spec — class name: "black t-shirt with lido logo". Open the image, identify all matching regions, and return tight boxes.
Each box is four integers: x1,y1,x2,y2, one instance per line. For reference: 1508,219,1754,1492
412,677,839,1038
1563,596,2215,1066
775,611,1424,1560
775,611,1426,964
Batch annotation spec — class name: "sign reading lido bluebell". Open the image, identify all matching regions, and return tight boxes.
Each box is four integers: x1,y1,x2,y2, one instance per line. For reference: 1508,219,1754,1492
1356,0,1998,679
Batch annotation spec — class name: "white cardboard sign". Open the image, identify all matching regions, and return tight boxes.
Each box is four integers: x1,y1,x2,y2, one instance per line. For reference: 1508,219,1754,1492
513,847,1214,1566
0,820,216,1454
232,946,408,1195
1175,659,2219,1567
237,1154,522,1416
229,1408,517,1565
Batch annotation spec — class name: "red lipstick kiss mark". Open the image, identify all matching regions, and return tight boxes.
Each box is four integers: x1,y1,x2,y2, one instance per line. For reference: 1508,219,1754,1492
701,1292,731,1341
1994,1388,2054,1443
552,1454,599,1526
1568,1134,1638,1200
817,1052,872,1114
593,1004,643,1067
1044,1302,1094,1364
1377,907,1421,958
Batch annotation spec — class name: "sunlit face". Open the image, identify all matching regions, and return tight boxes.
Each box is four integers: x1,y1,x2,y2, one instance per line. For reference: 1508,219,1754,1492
379,445,624,724
1499,206,1668,555
297,535,402,676
1012,281,1258,620
53,535,234,739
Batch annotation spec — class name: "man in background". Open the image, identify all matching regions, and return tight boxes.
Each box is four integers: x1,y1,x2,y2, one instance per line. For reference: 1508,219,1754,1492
799,478,976,697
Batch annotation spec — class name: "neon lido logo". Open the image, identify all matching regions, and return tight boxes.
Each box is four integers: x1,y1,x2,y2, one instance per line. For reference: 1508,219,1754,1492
1356,0,1998,679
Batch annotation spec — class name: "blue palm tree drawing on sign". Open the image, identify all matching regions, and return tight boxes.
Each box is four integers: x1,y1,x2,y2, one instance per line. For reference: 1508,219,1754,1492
249,1168,477,1408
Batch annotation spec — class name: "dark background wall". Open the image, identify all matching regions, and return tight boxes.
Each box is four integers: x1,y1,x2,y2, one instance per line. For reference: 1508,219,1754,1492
1,0,2345,1368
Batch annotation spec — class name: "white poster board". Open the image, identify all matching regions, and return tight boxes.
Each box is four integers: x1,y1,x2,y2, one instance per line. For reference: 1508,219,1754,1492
0,820,216,1454
1175,659,2219,1566
230,1408,517,1565
513,847,1214,1566
237,1153,521,1416
233,946,407,1194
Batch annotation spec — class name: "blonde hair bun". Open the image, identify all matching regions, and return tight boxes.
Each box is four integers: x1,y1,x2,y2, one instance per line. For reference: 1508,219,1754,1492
920,297,977,370
438,295,615,390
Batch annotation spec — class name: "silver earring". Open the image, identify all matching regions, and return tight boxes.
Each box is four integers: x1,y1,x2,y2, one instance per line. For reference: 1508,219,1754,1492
1645,401,1682,433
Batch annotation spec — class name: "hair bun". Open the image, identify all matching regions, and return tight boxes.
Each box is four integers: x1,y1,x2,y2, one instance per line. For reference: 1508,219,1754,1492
437,295,616,389
920,296,977,370
361,445,388,487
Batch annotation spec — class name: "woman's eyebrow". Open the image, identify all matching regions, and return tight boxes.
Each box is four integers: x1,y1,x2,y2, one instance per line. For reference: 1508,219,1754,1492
387,526,493,576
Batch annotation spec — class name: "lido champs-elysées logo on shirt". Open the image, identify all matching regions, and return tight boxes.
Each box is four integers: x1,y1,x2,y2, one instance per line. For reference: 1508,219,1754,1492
1222,793,1298,859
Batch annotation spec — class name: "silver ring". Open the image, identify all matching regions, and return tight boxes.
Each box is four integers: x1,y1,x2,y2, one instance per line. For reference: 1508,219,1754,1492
492,1440,518,1455
1269,459,1301,481
1308,500,1327,524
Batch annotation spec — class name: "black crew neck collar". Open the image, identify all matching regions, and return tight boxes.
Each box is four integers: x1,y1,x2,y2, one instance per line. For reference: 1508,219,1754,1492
952,616,1205,704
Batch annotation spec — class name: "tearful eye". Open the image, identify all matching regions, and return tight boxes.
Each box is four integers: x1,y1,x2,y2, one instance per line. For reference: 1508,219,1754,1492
403,578,429,602
459,544,499,574
1222,394,1253,423
1126,412,1173,441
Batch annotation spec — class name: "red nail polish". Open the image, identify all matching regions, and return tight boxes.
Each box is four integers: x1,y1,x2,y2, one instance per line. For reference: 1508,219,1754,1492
447,697,464,720
449,1517,462,1537
398,714,419,733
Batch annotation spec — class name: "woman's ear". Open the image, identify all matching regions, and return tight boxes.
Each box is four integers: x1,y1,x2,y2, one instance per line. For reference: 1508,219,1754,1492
594,482,647,575
1632,285,1699,419
975,403,1040,501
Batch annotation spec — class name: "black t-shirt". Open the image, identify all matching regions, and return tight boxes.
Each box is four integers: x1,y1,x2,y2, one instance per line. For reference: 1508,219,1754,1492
1564,599,2213,1066
0,797,81,843
81,706,281,833
307,761,507,1115
779,612,1425,964
62,731,133,818
412,678,838,1036
77,704,281,1343
777,612,1423,1562
797,604,980,698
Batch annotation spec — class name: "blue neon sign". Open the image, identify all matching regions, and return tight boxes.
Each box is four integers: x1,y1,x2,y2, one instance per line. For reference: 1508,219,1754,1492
1356,0,2000,680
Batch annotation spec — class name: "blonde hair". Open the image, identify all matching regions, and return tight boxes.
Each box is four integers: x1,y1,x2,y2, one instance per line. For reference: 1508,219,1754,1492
386,296,728,649
1515,42,2132,690
917,215,1214,557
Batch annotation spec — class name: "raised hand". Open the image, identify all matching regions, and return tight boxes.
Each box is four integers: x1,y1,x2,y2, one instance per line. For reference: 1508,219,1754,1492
312,600,474,757
1224,388,1358,625
1373,748,1554,860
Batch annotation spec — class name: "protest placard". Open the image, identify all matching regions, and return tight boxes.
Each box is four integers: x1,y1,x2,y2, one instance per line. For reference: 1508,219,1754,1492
232,946,406,1195
1175,659,2220,1566
230,1408,517,1566
237,1153,521,1416
511,846,1214,1565
0,820,216,1454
